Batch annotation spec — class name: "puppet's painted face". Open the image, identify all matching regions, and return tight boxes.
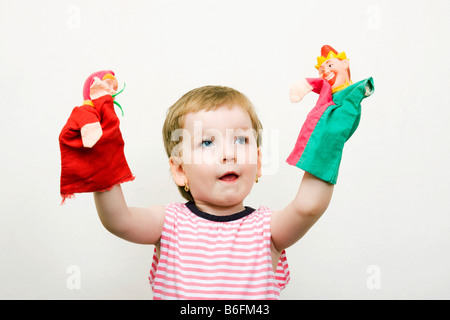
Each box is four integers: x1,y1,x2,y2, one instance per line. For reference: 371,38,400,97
318,58,350,89
103,77,119,94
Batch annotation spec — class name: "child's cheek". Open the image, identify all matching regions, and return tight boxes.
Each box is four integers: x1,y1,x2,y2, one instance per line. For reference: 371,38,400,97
237,144,259,165
202,149,219,165
234,145,248,165
187,147,216,165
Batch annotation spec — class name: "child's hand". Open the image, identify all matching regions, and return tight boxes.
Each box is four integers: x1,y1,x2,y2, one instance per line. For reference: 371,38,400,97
289,78,314,103
89,77,117,100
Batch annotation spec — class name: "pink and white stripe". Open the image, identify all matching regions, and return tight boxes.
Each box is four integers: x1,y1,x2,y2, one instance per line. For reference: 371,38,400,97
149,203,290,300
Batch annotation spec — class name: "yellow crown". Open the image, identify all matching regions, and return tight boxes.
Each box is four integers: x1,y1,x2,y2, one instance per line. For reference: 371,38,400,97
315,51,347,70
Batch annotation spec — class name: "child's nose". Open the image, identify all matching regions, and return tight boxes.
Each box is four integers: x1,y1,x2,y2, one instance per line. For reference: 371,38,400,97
222,145,236,163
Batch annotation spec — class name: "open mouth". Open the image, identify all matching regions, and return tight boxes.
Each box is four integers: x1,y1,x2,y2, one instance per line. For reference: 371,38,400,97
324,72,336,86
219,172,239,182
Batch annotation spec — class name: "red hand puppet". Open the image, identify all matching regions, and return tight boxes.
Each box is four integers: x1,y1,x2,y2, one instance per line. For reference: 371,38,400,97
59,70,134,203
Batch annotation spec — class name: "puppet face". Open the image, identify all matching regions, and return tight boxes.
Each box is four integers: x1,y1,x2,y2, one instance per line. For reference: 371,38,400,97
89,76,119,98
318,58,350,89
103,77,119,94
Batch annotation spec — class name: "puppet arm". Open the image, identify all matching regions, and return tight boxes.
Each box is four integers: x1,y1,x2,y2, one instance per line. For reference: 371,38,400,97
289,78,314,103
81,121,102,148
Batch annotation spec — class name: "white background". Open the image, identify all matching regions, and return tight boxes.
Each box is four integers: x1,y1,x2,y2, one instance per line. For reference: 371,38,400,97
1,0,449,299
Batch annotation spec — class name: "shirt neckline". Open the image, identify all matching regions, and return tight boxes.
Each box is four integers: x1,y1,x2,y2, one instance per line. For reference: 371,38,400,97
185,201,255,222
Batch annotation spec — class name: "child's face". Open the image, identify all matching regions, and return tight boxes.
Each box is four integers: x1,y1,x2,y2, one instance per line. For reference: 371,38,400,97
170,104,261,210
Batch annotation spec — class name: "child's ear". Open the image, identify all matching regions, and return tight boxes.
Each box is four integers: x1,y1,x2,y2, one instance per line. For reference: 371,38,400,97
256,147,262,178
169,156,187,187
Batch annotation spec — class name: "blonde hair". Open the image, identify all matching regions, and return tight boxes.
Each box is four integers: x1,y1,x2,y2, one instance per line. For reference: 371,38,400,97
162,85,263,201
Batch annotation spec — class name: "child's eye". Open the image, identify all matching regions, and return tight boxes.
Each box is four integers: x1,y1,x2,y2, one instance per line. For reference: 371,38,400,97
328,64,333,68
201,140,214,148
234,136,247,145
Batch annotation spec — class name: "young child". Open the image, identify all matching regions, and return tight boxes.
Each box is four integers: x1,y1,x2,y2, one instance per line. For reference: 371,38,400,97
88,45,373,300
93,85,334,300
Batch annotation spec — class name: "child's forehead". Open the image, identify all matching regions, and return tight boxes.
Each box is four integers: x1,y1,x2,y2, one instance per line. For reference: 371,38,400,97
183,104,252,130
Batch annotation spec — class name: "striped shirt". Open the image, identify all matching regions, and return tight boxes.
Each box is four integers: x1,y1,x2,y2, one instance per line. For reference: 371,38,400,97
149,202,290,300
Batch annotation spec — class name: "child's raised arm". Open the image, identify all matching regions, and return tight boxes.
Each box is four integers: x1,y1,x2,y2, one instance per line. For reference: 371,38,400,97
94,185,165,245
271,173,333,251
